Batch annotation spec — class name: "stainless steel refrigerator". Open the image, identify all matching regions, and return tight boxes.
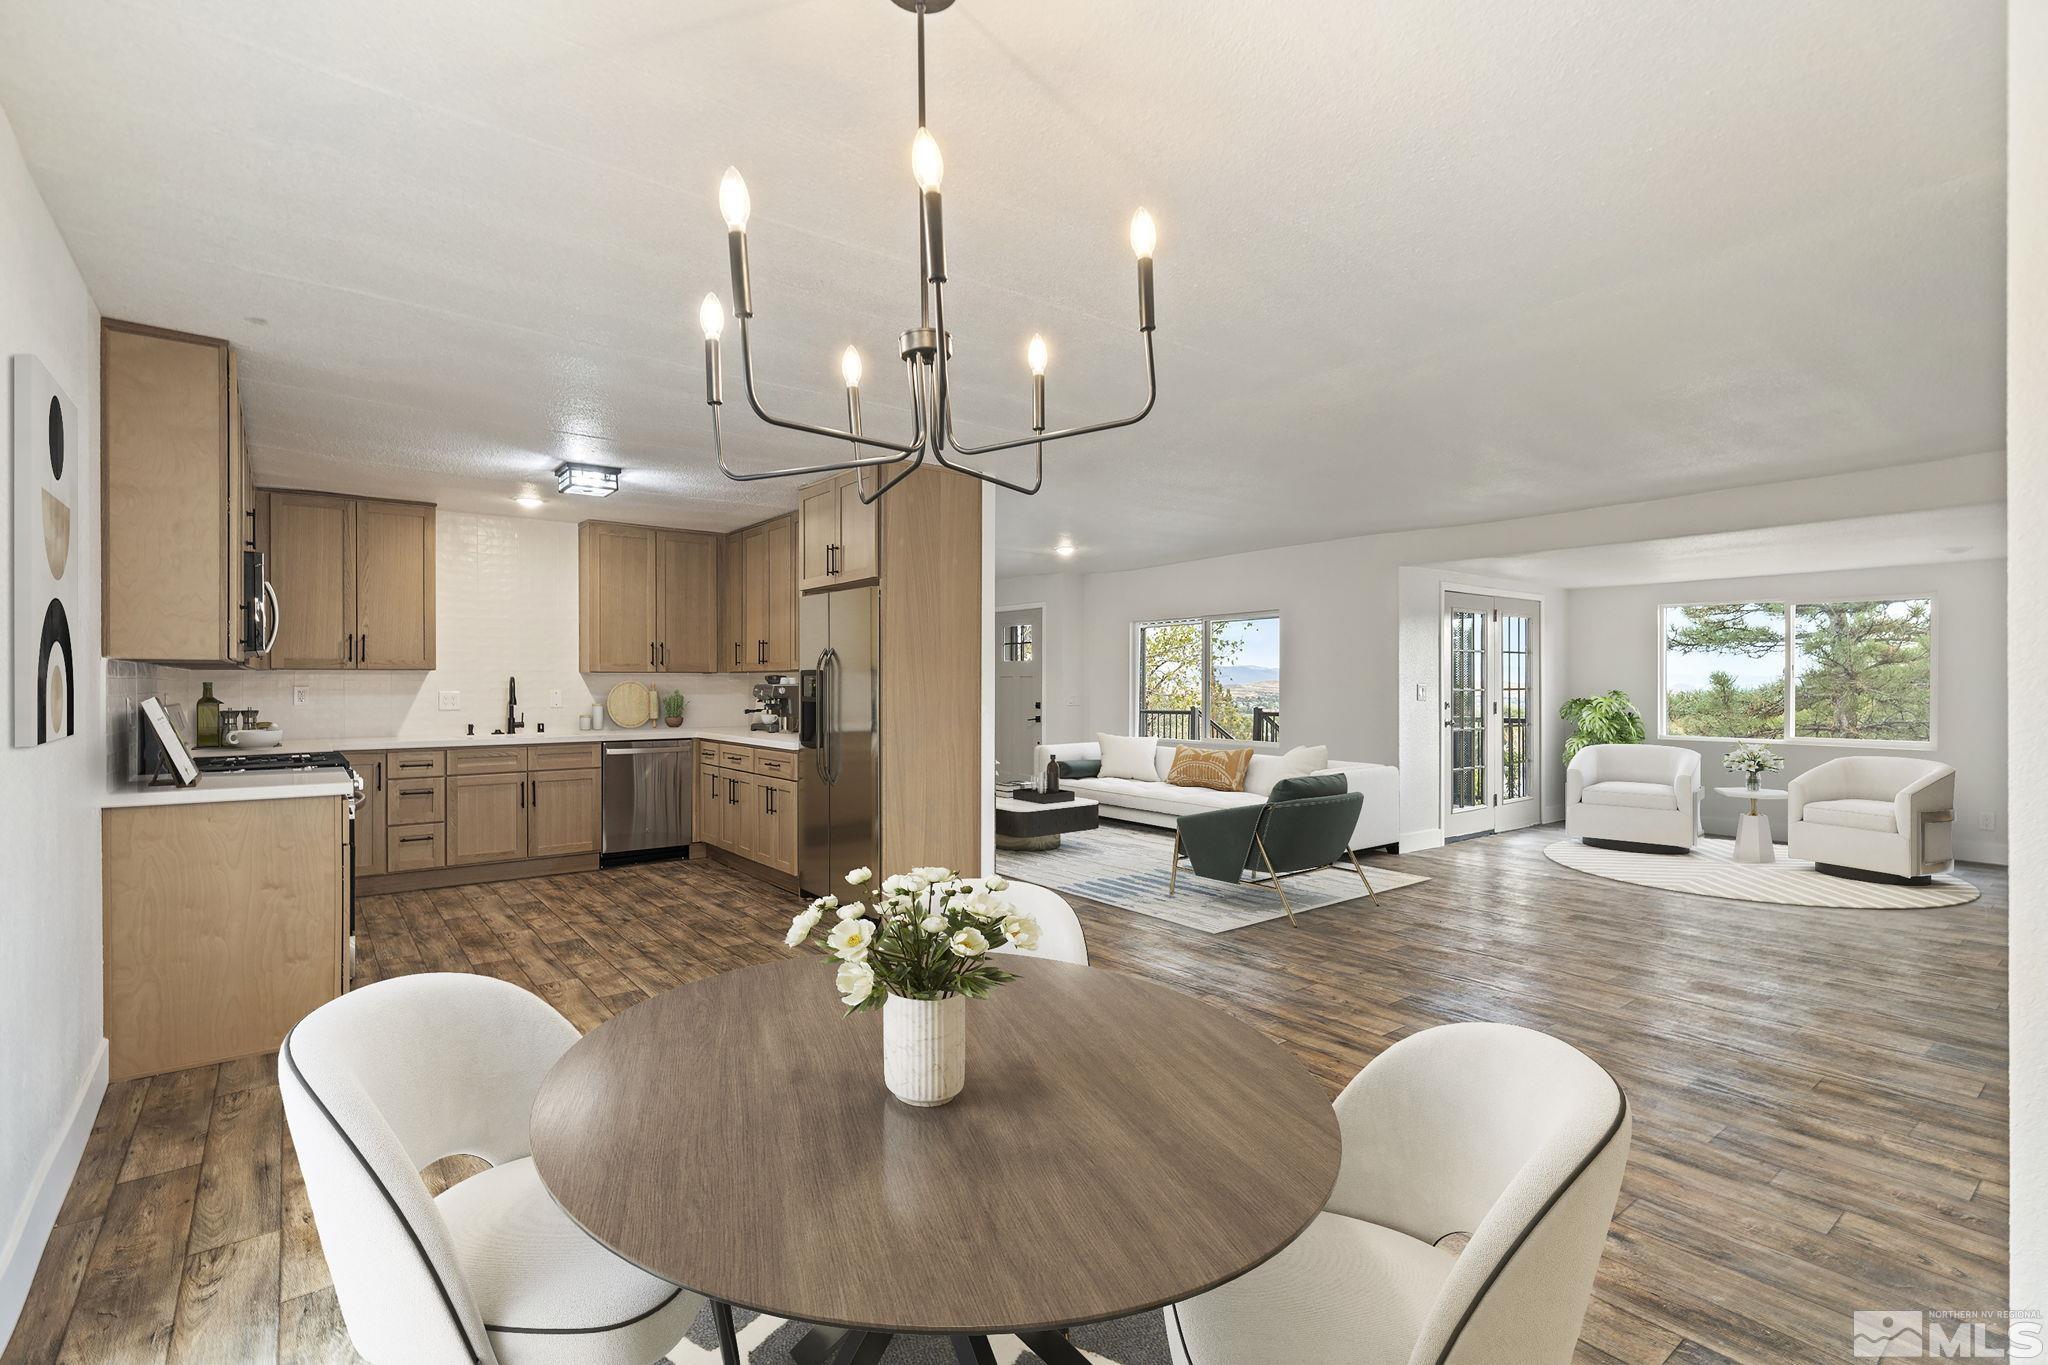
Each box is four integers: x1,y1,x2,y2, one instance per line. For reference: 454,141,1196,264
799,587,880,897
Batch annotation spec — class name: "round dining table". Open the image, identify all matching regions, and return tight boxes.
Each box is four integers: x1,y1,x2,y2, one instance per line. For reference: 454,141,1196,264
529,956,1341,1364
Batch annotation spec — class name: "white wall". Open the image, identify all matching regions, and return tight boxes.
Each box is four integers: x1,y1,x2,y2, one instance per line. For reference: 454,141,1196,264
1566,561,2007,862
0,106,105,1344
1011,451,2002,847
2009,0,2047,1310
159,510,760,754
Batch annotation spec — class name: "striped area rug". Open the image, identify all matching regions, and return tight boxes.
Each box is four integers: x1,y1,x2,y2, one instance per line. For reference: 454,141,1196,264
1544,837,1980,909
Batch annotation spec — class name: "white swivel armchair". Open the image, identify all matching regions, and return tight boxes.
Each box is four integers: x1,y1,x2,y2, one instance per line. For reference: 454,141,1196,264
1165,1022,1630,1365
280,974,706,1365
1788,756,1956,883
1564,744,1702,852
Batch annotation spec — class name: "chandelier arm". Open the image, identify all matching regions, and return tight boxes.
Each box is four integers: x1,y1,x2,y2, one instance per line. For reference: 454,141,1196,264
852,362,935,505
931,438,1045,495
733,317,924,458
940,330,1157,459
711,358,929,484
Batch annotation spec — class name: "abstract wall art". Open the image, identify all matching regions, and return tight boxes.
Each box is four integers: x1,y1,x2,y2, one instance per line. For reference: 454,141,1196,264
13,355,80,747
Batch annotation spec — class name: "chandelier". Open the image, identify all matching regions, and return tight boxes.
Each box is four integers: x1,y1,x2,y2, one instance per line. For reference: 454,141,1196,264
696,0,1159,504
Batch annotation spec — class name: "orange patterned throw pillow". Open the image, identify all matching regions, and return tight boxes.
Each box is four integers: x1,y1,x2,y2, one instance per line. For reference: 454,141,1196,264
1166,745,1254,793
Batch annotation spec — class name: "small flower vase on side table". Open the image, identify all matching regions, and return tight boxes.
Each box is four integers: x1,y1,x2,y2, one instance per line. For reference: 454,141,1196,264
883,993,966,1107
1745,772,1761,792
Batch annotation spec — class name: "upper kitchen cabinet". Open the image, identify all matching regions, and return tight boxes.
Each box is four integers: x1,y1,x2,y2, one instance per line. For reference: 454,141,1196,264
730,513,798,671
798,472,880,593
578,522,721,673
102,321,258,664
262,490,436,670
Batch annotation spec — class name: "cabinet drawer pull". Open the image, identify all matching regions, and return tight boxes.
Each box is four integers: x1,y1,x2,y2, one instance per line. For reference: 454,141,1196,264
399,787,434,796
398,761,433,770
398,834,435,844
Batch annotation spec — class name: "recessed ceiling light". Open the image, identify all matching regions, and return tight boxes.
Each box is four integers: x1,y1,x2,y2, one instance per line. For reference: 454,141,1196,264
1053,541,1076,558
515,493,545,510
556,462,621,497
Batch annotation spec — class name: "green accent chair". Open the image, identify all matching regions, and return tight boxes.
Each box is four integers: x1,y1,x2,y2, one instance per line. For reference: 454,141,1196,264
1168,775,1376,924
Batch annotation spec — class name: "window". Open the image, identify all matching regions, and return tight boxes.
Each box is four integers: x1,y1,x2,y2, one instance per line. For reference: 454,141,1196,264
1660,598,1932,744
1136,614,1280,742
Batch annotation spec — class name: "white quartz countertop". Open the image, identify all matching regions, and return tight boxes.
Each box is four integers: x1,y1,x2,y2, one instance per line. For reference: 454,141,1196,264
104,769,360,809
194,725,803,754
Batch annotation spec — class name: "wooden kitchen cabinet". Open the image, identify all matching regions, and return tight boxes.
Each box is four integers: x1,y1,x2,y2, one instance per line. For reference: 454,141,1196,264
755,775,798,874
267,492,353,668
732,514,798,671
345,750,387,876
102,321,257,665
263,490,435,670
799,472,880,592
102,796,346,1080
656,530,720,672
446,771,530,866
578,522,720,673
529,767,601,858
355,500,435,668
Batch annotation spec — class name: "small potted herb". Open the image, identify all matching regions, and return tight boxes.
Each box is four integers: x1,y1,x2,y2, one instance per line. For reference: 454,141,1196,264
662,690,687,727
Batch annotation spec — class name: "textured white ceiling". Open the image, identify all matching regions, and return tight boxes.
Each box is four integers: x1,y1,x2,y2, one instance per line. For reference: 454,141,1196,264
0,1,2006,573
1433,502,2007,588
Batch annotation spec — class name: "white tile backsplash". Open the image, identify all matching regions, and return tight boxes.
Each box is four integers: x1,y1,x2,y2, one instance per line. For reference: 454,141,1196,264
122,509,768,748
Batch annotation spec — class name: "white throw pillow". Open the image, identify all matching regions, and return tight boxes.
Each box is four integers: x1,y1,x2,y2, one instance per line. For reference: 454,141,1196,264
1275,744,1329,780
1097,734,1161,782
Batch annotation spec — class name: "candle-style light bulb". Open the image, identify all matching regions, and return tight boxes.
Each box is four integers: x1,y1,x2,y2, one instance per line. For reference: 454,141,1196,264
1026,334,1048,377
1130,208,1157,260
698,293,725,340
911,128,944,193
840,346,863,389
719,167,751,231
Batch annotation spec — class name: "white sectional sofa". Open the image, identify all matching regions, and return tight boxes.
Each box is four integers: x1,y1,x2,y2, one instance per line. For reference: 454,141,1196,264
1032,738,1401,853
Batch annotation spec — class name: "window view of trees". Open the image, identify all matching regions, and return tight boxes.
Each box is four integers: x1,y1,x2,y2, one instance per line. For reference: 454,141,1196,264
1662,598,1932,743
1137,615,1280,741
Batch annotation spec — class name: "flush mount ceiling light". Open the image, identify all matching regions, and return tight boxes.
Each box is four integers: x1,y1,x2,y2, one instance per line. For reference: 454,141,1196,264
1053,540,1077,558
698,0,1160,505
556,462,620,497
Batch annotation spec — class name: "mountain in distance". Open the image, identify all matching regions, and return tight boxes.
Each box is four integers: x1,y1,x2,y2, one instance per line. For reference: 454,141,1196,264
1215,665,1279,686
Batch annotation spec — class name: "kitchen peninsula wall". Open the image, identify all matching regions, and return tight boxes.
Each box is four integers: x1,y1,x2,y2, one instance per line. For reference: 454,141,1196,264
143,509,764,747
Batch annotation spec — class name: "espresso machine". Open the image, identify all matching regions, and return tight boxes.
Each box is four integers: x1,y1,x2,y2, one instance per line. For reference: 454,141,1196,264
748,675,799,733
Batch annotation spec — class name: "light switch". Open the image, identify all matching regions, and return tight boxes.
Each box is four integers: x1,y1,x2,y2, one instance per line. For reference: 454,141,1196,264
1415,683,1426,701
438,690,461,711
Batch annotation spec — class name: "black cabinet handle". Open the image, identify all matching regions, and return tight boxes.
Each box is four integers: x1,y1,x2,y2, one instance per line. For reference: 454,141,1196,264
375,761,383,792
733,641,741,666
398,834,433,844
531,779,539,806
359,633,367,662
346,634,353,663
399,787,433,796
520,781,526,809
757,640,767,664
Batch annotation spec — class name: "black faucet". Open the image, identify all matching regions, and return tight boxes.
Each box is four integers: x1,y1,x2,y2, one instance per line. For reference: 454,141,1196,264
506,676,524,734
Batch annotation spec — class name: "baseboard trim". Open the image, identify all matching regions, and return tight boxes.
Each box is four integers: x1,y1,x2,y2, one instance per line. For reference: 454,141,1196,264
1402,828,1446,853
0,1037,108,1350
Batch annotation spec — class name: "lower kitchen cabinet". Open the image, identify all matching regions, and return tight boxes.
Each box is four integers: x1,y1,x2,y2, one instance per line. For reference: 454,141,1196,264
755,776,798,874
529,767,601,858
388,825,446,872
699,742,799,876
447,770,530,865
102,795,347,1080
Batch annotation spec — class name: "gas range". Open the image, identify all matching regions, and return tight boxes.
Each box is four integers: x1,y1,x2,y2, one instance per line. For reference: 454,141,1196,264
196,749,355,776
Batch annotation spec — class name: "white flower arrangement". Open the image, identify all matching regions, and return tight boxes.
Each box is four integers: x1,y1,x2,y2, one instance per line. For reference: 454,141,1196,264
787,867,1035,1012
1720,742,1785,778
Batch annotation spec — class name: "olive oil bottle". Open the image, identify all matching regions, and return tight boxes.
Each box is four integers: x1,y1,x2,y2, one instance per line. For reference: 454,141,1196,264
195,681,222,748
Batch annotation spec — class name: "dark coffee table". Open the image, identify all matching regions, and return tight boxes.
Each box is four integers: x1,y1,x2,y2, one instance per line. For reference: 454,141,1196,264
994,793,1101,850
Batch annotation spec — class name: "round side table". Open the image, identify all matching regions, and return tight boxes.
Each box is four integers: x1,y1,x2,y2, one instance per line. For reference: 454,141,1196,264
1713,786,1788,863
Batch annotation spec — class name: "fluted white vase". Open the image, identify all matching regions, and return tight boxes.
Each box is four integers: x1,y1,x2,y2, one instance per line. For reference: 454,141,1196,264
882,992,966,1107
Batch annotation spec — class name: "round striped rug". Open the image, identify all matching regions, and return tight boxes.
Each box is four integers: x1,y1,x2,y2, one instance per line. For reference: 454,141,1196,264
1544,837,1980,909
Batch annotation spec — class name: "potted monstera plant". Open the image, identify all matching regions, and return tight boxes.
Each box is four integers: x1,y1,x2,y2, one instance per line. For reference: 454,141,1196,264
1558,690,1645,764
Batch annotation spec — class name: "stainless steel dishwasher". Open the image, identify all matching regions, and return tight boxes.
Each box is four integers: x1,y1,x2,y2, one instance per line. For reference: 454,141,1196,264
601,742,694,863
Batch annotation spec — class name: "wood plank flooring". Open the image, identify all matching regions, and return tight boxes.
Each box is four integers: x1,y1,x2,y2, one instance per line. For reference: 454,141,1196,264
2,827,2008,1364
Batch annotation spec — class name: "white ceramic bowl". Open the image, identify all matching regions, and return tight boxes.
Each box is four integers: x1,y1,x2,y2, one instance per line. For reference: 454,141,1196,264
225,728,285,749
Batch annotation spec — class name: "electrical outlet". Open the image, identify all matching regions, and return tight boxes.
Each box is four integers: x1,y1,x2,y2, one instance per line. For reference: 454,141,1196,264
438,690,461,712
549,688,563,708
292,685,309,706
1976,811,1997,832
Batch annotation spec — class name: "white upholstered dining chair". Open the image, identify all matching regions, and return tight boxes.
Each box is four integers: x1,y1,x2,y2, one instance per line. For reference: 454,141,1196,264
981,878,1088,965
1164,1022,1630,1365
279,973,705,1365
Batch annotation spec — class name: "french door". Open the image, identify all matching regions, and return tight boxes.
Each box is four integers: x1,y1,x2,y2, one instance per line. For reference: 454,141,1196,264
1442,592,1541,839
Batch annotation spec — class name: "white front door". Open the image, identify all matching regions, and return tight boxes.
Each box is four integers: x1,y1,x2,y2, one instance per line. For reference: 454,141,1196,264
1442,593,1541,838
994,607,1043,786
